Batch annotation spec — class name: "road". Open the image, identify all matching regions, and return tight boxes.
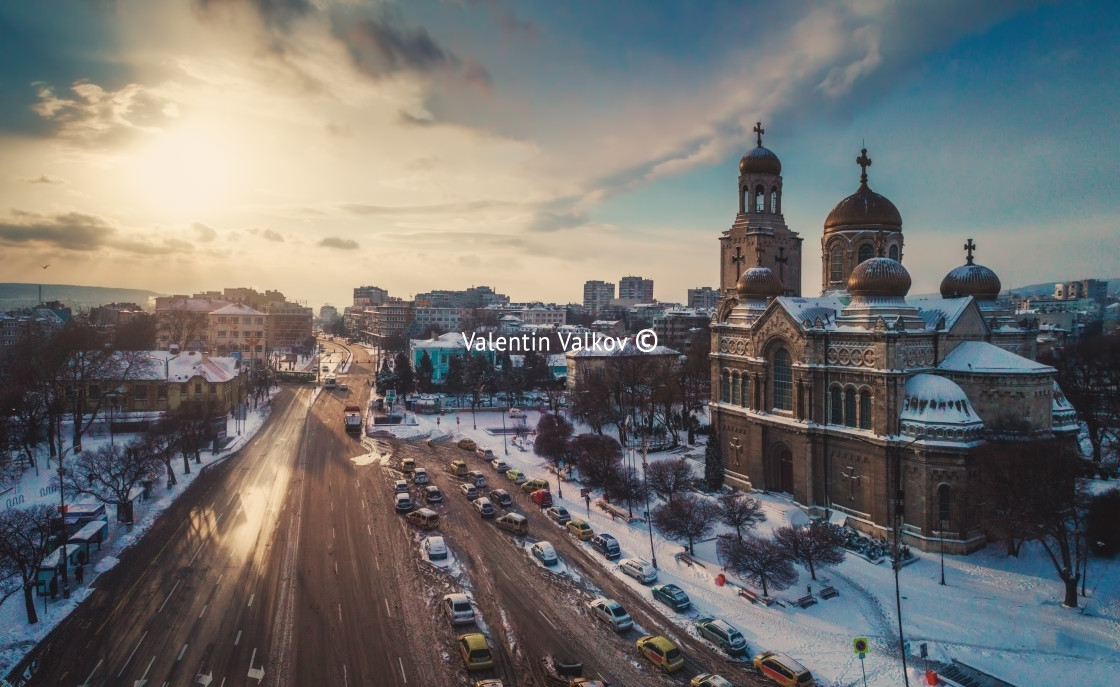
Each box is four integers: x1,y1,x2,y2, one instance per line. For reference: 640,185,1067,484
13,340,769,687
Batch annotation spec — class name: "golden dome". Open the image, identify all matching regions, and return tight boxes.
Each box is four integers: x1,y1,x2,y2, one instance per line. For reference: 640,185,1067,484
739,146,782,175
737,265,784,300
847,257,911,298
940,238,1001,300
824,147,902,234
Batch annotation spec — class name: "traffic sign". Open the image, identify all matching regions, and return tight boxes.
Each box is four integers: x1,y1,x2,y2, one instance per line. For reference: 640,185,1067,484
580,488,590,498
853,637,869,655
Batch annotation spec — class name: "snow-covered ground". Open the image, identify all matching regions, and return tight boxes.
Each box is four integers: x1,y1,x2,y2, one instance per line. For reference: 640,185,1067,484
0,390,278,678
389,405,1120,687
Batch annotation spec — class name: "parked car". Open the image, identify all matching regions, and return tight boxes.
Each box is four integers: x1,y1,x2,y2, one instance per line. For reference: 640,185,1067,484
424,485,443,503
472,497,496,518
394,493,413,512
652,584,691,612
588,597,633,631
458,438,478,451
406,508,440,530
636,635,684,673
505,469,527,484
490,458,510,472
393,479,410,494
488,488,513,507
590,533,621,559
442,592,475,625
412,468,429,485
566,519,594,541
457,633,494,671
460,483,479,500
530,489,553,507
496,512,528,534
467,470,488,488
619,557,658,583
530,541,558,566
546,506,572,524
752,652,816,687
476,447,496,459
695,617,749,655
521,478,550,493
423,535,448,561
690,674,735,687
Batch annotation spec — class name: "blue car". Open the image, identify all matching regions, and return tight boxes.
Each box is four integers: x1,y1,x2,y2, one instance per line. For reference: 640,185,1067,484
651,584,691,612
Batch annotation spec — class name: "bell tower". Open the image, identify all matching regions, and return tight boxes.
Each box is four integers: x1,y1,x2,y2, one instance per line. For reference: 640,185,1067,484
719,122,803,300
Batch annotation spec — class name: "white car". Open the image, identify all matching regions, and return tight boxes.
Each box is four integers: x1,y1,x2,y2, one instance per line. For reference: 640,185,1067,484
490,459,510,473
441,592,474,625
424,536,448,561
588,597,633,631
619,557,658,583
472,497,496,518
530,541,558,566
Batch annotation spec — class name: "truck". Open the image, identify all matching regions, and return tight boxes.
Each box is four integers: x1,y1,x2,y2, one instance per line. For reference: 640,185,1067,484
344,405,362,433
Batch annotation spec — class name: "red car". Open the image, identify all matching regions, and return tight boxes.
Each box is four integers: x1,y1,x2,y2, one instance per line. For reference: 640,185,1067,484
531,489,553,507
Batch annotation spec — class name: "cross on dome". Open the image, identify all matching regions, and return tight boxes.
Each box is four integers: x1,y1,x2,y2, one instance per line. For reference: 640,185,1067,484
754,121,765,147
856,147,872,185
964,238,977,265
755,244,764,266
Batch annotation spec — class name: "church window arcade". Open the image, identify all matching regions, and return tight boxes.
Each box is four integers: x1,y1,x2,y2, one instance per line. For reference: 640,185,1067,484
770,188,778,213
721,370,731,403
755,185,766,212
731,372,741,405
740,375,750,409
859,389,872,430
830,386,843,424
828,384,874,429
773,349,793,411
938,483,952,528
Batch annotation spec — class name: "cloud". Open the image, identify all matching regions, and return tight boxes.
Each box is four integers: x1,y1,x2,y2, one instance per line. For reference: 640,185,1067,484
318,236,359,250
817,24,882,97
191,0,314,31
30,80,174,147
191,222,219,242
22,174,68,185
109,236,196,256
526,209,589,233
247,227,285,242
0,209,117,250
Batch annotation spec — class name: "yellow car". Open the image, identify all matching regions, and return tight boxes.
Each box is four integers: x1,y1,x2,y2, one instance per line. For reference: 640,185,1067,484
636,635,684,673
521,478,550,493
505,468,527,484
566,519,594,541
458,438,478,451
458,633,494,671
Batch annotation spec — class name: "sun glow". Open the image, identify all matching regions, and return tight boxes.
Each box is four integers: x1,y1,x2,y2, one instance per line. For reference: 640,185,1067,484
131,122,235,214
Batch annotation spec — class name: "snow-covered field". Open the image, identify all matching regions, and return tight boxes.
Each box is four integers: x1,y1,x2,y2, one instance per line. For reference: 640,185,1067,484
390,405,1120,687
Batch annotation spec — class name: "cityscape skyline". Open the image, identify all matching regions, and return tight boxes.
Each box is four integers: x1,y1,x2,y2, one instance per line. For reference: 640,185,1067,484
1,2,1118,310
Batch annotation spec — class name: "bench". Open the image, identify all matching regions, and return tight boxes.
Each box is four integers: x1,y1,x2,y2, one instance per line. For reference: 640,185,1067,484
820,585,839,599
738,587,759,603
595,499,643,523
675,551,705,568
793,594,818,609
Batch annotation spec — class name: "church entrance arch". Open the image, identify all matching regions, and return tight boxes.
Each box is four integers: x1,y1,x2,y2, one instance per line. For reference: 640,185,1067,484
779,449,794,494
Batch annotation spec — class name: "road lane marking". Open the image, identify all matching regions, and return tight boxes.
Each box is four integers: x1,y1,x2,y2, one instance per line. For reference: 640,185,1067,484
366,524,371,536
337,603,342,622
158,579,181,613
384,599,391,618
334,560,338,575
216,573,223,586
177,643,188,661
118,638,148,679
343,664,348,686
189,541,205,566
332,527,335,540
215,512,224,524
200,604,208,618
235,630,242,646
539,610,558,631
247,593,254,607
398,657,407,684
78,658,103,686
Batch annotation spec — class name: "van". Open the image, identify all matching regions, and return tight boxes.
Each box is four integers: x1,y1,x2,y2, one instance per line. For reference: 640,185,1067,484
530,489,553,507
449,459,468,477
752,652,815,687
496,512,528,534
401,457,415,474
521,478,549,493
591,533,621,559
406,508,440,529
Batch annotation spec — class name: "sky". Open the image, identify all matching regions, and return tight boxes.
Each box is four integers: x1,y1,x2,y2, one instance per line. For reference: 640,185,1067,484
1,0,1118,311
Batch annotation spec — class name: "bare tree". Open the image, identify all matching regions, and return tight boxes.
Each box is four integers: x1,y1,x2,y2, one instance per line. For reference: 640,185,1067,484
652,493,721,555
773,521,846,581
157,304,209,351
534,413,573,469
0,504,59,623
140,418,184,488
717,533,798,597
605,465,647,514
571,433,623,494
1041,332,1120,464
60,439,160,523
717,491,765,541
570,369,617,436
646,457,696,504
172,399,220,472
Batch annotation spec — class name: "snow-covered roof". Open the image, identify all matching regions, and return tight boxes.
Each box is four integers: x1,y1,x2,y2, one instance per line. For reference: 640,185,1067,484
937,341,1053,374
141,350,240,383
913,297,974,331
411,332,467,349
1051,380,1078,431
211,303,265,316
899,374,984,441
156,298,231,313
774,295,847,329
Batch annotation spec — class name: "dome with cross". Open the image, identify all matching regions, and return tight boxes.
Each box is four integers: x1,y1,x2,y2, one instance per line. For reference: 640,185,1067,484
824,148,902,234
940,238,1002,300
739,121,782,175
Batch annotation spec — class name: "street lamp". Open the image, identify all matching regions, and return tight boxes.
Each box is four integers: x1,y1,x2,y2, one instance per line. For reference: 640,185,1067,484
641,438,657,569
940,519,947,586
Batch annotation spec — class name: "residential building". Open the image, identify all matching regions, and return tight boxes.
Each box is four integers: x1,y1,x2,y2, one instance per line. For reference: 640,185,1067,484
652,308,710,352
1054,279,1109,304
415,286,509,308
263,301,313,353
565,337,680,391
412,306,468,333
369,299,413,347
618,276,654,302
209,303,267,362
688,287,720,309
583,280,615,315
82,350,244,416
354,285,390,306
409,332,496,384
319,304,339,324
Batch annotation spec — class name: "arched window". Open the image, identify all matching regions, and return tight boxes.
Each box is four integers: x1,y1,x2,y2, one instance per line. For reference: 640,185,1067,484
755,186,765,212
773,349,793,411
830,386,842,424
859,389,872,430
938,484,951,526
770,188,778,213
828,245,842,282
844,388,857,427
740,375,750,408
889,244,899,261
721,371,730,403
858,243,874,263
731,372,741,406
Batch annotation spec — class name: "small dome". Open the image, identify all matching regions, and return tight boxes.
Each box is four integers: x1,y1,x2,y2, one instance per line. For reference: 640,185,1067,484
824,183,903,233
847,257,911,298
737,265,784,299
899,374,984,441
739,146,782,175
940,264,1002,300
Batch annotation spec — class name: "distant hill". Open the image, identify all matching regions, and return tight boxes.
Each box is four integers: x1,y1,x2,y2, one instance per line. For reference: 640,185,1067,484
0,283,165,312
1005,278,1120,298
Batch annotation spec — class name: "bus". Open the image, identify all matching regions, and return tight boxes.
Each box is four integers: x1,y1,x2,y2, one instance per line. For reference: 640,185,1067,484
324,375,337,389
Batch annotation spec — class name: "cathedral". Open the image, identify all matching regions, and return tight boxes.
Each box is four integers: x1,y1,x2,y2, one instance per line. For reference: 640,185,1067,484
710,124,1079,553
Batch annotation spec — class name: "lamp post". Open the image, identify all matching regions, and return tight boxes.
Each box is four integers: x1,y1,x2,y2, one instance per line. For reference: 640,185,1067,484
940,519,947,586
641,438,657,569
501,402,508,456
56,440,77,599
891,435,921,687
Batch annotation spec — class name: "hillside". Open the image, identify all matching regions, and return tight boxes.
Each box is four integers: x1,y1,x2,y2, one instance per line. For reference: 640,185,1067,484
0,283,164,312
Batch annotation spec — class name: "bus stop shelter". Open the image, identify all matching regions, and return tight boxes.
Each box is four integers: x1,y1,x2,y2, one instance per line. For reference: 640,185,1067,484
67,519,109,566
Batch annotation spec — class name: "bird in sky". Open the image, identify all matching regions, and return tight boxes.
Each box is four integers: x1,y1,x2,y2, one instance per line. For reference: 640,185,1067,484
42,264,50,269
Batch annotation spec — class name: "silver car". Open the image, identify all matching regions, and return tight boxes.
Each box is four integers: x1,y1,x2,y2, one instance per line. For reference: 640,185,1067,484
442,593,475,625
588,597,633,631
619,557,657,583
